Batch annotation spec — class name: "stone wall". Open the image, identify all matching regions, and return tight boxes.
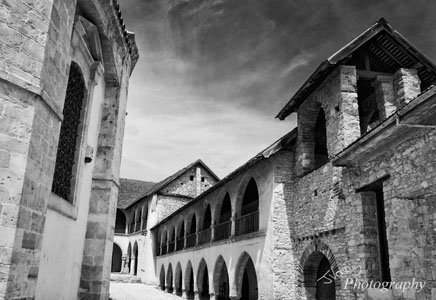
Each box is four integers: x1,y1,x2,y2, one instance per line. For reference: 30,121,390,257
296,65,360,176
161,165,217,198
156,195,191,222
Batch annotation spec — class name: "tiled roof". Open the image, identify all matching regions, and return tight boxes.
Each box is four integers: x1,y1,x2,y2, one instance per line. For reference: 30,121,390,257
118,179,156,209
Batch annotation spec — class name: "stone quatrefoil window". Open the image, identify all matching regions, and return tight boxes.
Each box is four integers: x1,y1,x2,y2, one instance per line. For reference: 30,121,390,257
52,62,86,202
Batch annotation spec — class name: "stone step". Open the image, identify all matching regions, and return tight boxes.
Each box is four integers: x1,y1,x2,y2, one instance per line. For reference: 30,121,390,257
110,273,142,283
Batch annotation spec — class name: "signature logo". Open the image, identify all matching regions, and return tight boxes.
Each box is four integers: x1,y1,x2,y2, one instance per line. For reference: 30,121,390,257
317,265,362,284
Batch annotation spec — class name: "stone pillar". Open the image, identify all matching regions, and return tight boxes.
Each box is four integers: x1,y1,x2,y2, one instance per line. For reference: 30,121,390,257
130,258,136,275
209,292,217,300
229,296,241,300
181,290,188,299
394,68,421,106
334,65,360,155
211,224,215,241
374,75,396,119
194,291,200,300
79,58,132,299
121,256,128,273
230,216,236,237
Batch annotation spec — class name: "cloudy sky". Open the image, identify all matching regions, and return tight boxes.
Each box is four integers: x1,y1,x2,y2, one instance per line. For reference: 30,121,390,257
118,0,436,182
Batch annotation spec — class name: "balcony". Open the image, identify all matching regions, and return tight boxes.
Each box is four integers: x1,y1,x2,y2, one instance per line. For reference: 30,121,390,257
168,241,175,253
235,210,259,236
185,233,196,248
198,228,211,245
176,238,184,251
214,221,231,241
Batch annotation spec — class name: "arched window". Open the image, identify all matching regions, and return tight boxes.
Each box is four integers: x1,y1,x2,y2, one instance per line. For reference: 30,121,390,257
215,193,232,241
186,214,197,248
111,243,122,272
141,205,148,230
115,209,126,234
236,179,259,236
169,227,176,252
176,221,185,251
314,108,329,169
160,231,168,255
52,62,87,202
199,205,211,245
129,212,135,233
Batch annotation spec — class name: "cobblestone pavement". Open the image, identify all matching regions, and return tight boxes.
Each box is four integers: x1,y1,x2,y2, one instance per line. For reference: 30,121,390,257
110,282,181,300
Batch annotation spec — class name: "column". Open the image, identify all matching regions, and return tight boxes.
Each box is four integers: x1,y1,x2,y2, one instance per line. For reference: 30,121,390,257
130,258,136,276
194,291,200,300
230,216,236,237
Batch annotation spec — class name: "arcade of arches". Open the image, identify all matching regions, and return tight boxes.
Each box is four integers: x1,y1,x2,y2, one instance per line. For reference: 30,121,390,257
158,252,258,300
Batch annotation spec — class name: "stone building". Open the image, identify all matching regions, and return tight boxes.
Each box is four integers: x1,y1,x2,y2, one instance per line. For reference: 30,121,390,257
112,160,219,284
0,0,138,299
118,18,436,300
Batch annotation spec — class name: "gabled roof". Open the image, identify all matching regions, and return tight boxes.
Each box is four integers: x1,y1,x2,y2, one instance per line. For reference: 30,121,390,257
118,179,157,209
150,129,297,231
276,18,436,120
124,159,220,209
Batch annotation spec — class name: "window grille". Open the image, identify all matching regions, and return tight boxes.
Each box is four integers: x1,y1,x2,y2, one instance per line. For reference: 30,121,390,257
51,62,86,202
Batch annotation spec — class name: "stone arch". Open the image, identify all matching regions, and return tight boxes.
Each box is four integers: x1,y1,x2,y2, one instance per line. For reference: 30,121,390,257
234,252,258,300
314,107,329,169
298,239,340,300
115,209,127,234
199,203,212,231
175,262,183,296
234,178,259,236
126,242,132,273
187,213,197,234
196,258,209,298
198,204,212,245
159,264,166,290
160,229,168,255
133,241,138,276
176,219,185,251
169,226,176,252
111,242,122,273
141,204,148,230
213,255,230,300
166,263,174,293
184,260,195,299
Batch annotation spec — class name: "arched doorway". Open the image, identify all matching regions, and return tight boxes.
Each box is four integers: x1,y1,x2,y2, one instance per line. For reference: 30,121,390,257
214,256,230,300
115,209,126,234
197,259,209,300
199,205,212,244
185,261,195,299
175,262,183,296
111,243,122,272
159,265,166,291
166,263,173,293
133,242,138,276
236,179,259,236
215,194,232,241
303,251,335,300
236,252,258,300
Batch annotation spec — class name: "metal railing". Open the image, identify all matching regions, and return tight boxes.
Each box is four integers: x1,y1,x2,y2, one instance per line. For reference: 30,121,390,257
235,210,259,236
185,233,196,248
176,238,184,251
214,221,231,241
198,228,211,245
168,241,175,253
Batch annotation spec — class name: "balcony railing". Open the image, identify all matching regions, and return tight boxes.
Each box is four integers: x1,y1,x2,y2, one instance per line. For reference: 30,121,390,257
168,241,175,253
185,233,196,248
176,238,184,251
198,228,211,245
214,221,231,241
161,245,167,255
235,210,259,236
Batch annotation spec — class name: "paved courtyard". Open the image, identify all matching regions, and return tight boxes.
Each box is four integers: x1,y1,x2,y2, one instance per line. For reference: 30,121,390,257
110,282,181,300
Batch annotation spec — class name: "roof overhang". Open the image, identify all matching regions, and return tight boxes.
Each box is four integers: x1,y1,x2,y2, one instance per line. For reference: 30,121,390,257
276,18,436,120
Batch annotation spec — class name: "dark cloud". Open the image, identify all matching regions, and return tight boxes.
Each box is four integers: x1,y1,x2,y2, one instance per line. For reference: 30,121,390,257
118,0,436,181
